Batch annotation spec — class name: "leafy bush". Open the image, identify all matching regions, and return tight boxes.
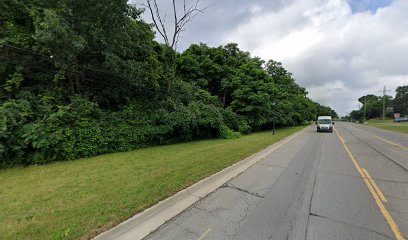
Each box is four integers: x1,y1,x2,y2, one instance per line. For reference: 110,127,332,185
219,125,241,139
0,1,336,166
0,100,33,166
222,108,251,134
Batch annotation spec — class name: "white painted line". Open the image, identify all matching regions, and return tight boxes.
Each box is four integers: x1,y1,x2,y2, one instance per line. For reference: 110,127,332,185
197,228,211,240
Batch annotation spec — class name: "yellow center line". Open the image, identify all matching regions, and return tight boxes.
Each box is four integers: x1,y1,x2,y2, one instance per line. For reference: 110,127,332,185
334,128,405,240
374,136,408,150
350,125,408,150
197,228,211,240
362,168,388,203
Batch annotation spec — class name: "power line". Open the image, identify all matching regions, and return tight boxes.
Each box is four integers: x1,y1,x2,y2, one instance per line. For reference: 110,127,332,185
1,43,236,108
378,85,393,120
1,54,193,99
0,44,191,93
1,44,132,78
2,44,51,58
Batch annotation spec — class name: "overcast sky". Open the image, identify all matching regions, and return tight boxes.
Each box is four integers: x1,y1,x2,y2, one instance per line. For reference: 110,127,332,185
134,0,407,116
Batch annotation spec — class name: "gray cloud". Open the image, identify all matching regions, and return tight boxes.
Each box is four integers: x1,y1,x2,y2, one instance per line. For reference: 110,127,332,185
134,0,293,49
135,0,407,116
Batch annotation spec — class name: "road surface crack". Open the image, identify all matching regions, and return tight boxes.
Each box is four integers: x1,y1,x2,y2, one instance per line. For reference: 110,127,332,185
304,135,324,240
374,178,408,184
230,196,252,231
320,169,408,184
193,205,229,221
258,163,286,168
174,222,201,238
223,184,264,198
309,212,393,239
341,125,408,173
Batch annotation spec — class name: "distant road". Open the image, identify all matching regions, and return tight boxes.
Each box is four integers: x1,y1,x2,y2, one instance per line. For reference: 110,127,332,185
146,122,408,240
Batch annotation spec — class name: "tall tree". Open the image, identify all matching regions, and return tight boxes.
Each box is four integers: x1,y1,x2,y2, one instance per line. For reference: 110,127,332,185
357,94,392,119
316,104,338,119
230,60,274,129
142,0,206,91
143,0,204,51
393,85,408,116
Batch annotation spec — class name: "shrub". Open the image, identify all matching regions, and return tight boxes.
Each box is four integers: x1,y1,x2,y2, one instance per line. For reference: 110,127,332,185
219,125,241,139
0,99,33,166
222,107,252,134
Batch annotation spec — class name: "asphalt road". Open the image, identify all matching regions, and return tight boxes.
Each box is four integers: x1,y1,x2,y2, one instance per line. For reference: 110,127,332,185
146,122,408,240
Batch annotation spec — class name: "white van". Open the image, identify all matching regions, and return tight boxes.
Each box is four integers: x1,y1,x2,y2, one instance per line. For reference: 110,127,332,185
316,116,334,133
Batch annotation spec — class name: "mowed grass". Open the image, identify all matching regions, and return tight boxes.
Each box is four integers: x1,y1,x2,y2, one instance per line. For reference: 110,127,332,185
0,126,305,240
365,119,408,134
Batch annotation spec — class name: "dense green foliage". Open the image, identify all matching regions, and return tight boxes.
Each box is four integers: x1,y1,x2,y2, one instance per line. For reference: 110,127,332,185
0,0,335,166
346,85,407,121
316,104,339,119
393,86,408,116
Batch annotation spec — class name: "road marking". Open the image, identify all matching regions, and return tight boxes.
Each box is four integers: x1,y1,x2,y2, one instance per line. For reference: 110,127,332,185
374,136,408,150
197,228,211,240
334,128,405,240
350,125,408,150
362,168,388,203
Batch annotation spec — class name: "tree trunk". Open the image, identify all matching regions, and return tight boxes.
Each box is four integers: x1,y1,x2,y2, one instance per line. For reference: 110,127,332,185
223,90,226,107
75,72,81,93
66,68,76,94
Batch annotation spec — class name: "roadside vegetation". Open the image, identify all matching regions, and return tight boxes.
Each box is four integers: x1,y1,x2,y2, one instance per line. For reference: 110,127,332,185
365,119,408,134
0,126,305,240
346,85,408,123
0,0,337,167
1,1,332,239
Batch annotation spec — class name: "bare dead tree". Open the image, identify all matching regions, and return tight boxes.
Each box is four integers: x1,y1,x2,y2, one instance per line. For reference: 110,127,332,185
142,0,205,50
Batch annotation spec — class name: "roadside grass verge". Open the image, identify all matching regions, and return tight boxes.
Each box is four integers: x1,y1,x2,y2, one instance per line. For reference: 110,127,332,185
0,126,306,240
364,119,408,134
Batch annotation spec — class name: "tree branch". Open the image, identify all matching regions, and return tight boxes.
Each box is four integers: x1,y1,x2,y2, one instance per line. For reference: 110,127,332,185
152,0,170,45
143,0,205,50
141,1,168,45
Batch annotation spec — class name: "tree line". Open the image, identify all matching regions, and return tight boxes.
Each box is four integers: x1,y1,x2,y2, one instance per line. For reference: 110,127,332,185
346,85,408,121
0,0,337,166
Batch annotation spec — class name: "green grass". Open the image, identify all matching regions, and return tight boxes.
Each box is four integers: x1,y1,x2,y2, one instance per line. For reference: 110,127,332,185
364,119,408,134
0,126,305,240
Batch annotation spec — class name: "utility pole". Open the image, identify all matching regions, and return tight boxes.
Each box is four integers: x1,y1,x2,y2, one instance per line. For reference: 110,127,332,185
272,77,276,135
401,90,408,117
364,96,367,122
382,86,386,120
272,100,276,135
379,86,393,120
